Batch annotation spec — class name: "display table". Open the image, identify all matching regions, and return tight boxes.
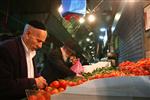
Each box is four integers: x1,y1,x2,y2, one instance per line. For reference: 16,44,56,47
51,76,150,100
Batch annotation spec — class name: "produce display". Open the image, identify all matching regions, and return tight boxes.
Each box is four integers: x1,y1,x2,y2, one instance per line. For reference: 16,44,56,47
27,58,150,100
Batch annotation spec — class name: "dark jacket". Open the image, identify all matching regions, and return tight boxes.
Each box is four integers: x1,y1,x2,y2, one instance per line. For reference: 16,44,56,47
41,48,76,84
0,37,38,100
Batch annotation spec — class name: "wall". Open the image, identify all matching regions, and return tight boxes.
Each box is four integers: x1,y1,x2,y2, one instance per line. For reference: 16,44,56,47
115,3,145,63
144,30,150,58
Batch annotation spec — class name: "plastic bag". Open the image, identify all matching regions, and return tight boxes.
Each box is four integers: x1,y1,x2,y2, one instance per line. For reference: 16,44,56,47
70,59,84,74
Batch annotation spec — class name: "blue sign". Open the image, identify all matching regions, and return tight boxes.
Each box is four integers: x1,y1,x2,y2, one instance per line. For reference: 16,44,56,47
61,0,86,17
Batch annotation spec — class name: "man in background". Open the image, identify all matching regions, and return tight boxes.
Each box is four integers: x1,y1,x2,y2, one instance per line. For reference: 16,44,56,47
41,41,76,84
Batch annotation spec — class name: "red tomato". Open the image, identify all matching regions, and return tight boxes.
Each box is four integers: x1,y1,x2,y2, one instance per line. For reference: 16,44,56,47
81,78,87,82
59,80,67,89
143,70,149,75
68,81,77,86
28,95,37,100
77,80,83,85
45,86,53,92
94,74,102,79
37,95,46,100
58,87,65,92
42,92,51,100
50,80,60,88
50,88,59,95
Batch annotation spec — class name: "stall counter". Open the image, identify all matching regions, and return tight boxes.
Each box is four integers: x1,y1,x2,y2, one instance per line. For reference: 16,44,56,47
51,76,150,100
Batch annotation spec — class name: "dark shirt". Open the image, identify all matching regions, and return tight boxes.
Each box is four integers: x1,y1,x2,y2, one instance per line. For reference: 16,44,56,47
41,48,76,84
0,37,38,100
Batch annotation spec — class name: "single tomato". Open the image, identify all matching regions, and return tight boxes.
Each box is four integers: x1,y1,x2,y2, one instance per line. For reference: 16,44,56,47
68,81,77,86
28,95,37,100
50,88,59,95
59,80,67,89
58,87,65,92
45,86,53,92
50,80,60,88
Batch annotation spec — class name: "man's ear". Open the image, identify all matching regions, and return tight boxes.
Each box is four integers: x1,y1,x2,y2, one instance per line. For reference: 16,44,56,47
28,29,33,35
25,30,31,39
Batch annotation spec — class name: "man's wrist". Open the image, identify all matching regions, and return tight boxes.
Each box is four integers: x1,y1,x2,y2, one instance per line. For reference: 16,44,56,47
32,79,38,90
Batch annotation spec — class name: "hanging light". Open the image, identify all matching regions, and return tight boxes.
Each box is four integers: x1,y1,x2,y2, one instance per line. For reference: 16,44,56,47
99,36,104,40
86,38,91,42
88,14,96,22
89,32,94,36
79,17,85,24
58,5,63,14
100,28,106,32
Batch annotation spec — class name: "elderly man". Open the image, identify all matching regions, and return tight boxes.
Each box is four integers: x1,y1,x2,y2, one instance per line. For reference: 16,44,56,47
0,20,48,99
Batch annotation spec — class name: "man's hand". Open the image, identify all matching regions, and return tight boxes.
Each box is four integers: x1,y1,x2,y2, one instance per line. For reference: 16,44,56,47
35,76,48,89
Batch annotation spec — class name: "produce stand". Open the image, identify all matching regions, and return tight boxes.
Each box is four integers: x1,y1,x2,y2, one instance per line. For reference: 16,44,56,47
51,76,150,100
26,58,150,100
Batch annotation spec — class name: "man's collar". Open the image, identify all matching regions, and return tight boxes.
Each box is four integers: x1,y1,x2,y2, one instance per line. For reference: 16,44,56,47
21,37,36,57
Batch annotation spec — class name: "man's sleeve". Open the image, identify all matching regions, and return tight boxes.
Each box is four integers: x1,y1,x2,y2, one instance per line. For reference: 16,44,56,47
0,46,36,97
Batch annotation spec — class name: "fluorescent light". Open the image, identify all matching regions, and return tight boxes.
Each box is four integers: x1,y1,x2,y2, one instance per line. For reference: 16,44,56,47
111,26,115,33
89,32,94,36
115,13,121,21
99,36,103,40
100,28,106,32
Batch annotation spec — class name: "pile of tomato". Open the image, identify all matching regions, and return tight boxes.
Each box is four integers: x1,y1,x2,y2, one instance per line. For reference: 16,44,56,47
28,58,150,100
27,89,50,100
28,78,88,100
45,77,87,94
119,58,150,75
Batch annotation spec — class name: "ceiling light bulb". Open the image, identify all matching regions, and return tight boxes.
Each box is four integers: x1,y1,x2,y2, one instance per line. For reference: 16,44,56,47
88,14,96,22
79,17,85,24
89,46,92,49
99,36,103,40
100,28,106,32
86,38,90,42
58,5,63,13
78,41,82,45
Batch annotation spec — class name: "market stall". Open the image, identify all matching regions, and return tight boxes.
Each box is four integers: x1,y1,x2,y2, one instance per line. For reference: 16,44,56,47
26,58,150,100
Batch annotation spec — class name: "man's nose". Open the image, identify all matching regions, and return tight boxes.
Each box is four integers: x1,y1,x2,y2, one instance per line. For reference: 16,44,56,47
38,43,42,48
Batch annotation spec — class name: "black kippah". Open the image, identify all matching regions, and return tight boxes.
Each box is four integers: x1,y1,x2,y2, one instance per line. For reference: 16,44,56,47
28,20,46,30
